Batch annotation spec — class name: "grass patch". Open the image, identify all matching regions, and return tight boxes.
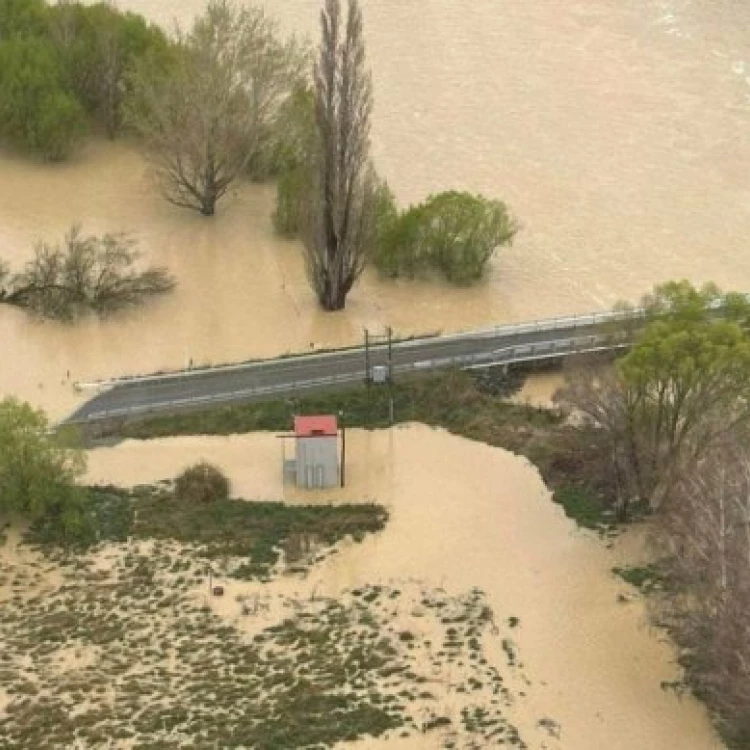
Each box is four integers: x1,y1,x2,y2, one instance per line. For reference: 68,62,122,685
552,485,610,530
612,564,664,594
114,369,561,440
134,495,387,578
0,556,525,750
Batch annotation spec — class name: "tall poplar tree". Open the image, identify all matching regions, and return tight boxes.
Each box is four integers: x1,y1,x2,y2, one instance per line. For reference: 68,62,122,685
304,0,375,310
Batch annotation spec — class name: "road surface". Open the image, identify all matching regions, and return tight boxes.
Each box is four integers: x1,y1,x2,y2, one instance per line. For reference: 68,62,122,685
63,310,637,424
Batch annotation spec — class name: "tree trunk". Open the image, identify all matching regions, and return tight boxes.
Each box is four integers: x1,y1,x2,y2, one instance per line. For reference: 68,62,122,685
200,183,217,216
319,276,347,310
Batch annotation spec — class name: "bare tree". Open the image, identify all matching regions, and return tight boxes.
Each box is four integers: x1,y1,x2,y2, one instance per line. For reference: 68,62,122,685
128,0,306,216
554,354,652,519
654,441,750,741
303,0,376,310
0,225,174,319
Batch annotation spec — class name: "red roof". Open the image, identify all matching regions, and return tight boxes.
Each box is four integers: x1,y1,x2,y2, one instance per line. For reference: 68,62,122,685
294,415,338,437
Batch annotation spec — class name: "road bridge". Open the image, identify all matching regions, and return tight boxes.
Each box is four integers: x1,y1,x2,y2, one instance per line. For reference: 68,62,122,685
62,307,642,425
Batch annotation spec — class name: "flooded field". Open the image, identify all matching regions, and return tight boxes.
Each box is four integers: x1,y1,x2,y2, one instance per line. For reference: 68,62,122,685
1,2,745,744
1,0,750,419
82,426,724,749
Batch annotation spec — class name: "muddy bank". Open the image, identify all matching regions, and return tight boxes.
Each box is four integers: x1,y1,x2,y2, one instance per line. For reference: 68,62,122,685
84,425,724,749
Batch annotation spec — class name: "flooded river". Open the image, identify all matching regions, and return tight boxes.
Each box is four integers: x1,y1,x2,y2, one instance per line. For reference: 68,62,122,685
2,3,746,745
85,426,725,750
1,0,750,418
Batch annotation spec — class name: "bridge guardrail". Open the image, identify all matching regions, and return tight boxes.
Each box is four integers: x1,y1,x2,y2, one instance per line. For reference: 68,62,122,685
75,306,643,391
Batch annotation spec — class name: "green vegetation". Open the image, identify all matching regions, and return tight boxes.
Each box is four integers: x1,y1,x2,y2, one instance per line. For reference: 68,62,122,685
271,85,315,236
558,280,750,516
374,191,518,284
0,558,523,749
551,486,612,531
0,397,86,537
273,159,313,236
0,35,87,159
117,368,559,440
612,564,664,594
0,0,169,158
28,483,388,579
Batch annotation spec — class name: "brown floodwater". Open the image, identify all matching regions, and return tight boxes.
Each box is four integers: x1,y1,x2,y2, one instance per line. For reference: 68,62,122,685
85,426,725,749
4,4,746,741
2,0,750,418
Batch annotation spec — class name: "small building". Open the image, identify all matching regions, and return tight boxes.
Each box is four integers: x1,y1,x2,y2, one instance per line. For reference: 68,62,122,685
288,415,340,489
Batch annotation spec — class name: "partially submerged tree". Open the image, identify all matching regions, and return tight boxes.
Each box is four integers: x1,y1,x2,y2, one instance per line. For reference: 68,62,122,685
0,35,87,160
375,191,517,284
0,225,175,319
0,0,172,156
555,281,750,514
48,1,171,138
128,0,306,215
0,397,86,532
303,0,376,310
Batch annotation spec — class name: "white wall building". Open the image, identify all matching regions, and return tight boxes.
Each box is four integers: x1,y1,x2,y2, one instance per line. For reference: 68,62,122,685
292,415,340,489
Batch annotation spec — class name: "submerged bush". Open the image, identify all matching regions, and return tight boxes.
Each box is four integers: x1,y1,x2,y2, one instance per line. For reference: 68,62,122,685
0,225,175,319
174,462,231,504
0,36,87,159
374,191,518,284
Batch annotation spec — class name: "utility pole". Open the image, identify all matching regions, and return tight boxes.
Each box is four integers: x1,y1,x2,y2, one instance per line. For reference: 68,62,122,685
387,326,394,425
364,327,371,385
364,327,371,426
339,410,346,487
387,325,393,383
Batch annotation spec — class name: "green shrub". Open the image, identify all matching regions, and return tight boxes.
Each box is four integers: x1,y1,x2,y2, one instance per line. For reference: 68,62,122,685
374,191,518,284
0,0,172,156
174,461,230,504
0,36,86,159
31,88,87,160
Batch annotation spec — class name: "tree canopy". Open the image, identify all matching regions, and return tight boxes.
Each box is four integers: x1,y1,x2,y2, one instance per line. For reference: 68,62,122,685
556,281,750,514
374,191,518,284
0,35,86,159
301,0,377,310
0,398,86,533
0,0,169,158
127,0,306,215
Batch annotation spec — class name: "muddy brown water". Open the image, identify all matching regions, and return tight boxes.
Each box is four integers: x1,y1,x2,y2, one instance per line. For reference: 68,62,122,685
2,3,745,744
2,0,750,419
84,426,725,750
